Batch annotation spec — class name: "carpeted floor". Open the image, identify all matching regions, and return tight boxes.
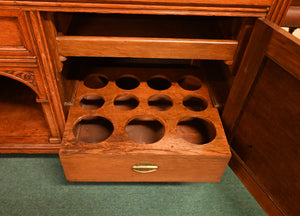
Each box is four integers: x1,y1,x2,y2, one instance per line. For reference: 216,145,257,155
0,154,265,216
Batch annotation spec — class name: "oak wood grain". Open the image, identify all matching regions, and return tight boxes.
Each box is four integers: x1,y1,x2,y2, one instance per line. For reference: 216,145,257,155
57,36,238,60
26,11,65,140
0,9,35,58
0,76,50,147
60,65,231,182
0,1,270,17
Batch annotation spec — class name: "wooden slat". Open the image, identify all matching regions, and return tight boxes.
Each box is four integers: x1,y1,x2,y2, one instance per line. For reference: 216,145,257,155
57,36,238,60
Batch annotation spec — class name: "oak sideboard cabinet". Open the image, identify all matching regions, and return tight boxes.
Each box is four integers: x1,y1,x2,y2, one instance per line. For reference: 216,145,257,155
0,0,299,215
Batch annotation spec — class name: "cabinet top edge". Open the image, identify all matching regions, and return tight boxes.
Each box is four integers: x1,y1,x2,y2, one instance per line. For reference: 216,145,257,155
0,0,272,7
0,0,270,17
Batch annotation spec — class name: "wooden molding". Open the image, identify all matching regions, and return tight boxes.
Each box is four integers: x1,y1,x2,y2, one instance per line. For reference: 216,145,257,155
0,143,60,153
267,0,293,25
25,10,66,139
0,1,269,17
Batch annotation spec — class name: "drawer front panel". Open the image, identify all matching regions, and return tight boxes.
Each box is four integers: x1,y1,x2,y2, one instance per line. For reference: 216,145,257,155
60,154,229,182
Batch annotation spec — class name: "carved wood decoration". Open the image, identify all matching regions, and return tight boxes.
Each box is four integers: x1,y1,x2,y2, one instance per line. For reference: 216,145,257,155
0,70,39,96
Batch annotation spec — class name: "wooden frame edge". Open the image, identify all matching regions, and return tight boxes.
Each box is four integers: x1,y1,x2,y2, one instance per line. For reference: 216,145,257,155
229,149,284,216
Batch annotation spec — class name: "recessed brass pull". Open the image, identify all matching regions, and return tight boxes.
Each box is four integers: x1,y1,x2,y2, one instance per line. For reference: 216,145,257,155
132,162,158,173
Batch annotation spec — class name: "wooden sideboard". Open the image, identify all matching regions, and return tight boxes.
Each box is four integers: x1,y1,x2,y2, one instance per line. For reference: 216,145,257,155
0,0,299,215
0,0,291,151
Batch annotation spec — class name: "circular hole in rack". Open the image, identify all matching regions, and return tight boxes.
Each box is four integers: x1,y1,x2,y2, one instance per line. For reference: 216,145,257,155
177,117,216,144
183,95,207,111
116,76,140,90
114,94,139,110
178,75,201,90
147,77,171,90
80,95,105,110
148,94,173,111
126,115,165,144
84,75,108,89
73,116,114,143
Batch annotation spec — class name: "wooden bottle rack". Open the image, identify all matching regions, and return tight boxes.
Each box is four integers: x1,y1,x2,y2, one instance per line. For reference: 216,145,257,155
60,65,231,182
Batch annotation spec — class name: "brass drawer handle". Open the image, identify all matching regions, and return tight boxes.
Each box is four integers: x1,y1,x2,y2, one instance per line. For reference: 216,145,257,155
132,162,158,173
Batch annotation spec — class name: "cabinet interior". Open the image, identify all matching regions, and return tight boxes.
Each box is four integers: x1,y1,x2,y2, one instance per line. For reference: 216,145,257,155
51,13,253,60
56,13,237,39
48,12,247,115
0,76,50,147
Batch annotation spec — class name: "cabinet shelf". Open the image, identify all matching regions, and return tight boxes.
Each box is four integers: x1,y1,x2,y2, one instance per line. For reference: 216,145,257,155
0,76,51,152
55,13,238,60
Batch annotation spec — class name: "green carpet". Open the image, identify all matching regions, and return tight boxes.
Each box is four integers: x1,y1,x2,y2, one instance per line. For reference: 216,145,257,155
0,154,265,216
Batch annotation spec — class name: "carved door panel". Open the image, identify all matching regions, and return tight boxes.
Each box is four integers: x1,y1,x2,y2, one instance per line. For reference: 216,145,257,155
222,19,300,216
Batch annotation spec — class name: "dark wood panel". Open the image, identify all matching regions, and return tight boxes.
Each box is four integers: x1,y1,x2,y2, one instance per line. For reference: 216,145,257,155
222,19,273,134
65,14,231,39
230,58,300,216
229,149,284,216
223,18,300,216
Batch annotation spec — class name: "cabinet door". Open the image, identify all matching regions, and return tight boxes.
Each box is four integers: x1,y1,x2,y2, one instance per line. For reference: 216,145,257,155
222,19,300,216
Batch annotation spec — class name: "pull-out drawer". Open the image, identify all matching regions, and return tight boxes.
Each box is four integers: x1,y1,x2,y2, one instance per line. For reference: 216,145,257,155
55,14,239,60
59,60,231,182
